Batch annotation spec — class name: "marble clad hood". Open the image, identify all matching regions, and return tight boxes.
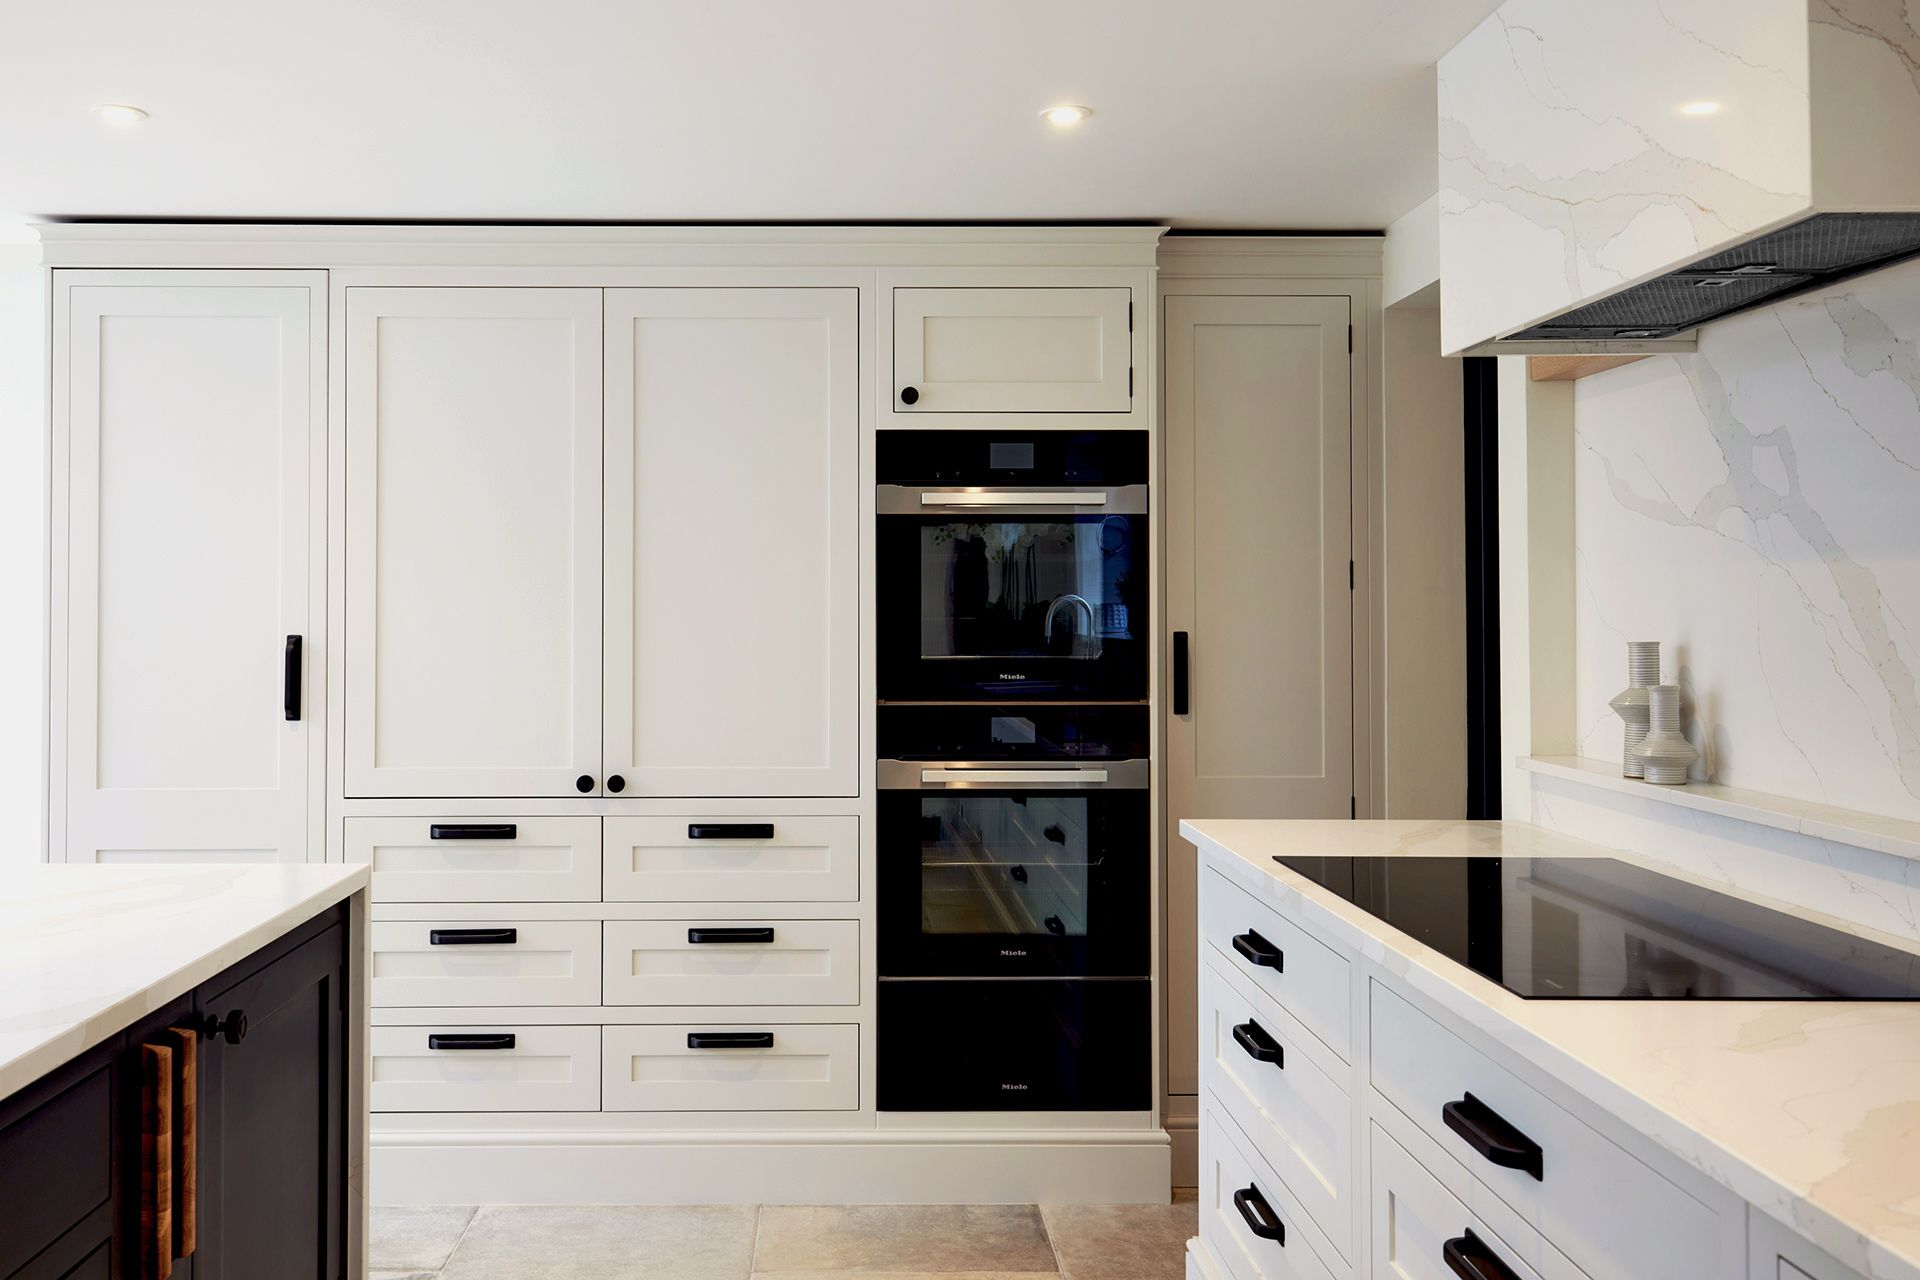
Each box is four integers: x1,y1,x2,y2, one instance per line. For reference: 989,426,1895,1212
1435,0,1920,356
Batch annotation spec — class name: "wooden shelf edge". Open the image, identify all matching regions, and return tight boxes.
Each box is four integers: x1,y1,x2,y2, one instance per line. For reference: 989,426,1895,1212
1527,354,1652,382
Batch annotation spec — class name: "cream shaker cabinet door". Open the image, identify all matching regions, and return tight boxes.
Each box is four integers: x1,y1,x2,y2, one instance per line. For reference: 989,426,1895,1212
603,288,858,798
55,273,325,862
345,288,603,798
891,286,1132,414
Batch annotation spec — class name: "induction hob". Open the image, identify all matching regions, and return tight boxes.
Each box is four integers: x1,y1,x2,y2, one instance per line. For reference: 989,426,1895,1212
1273,855,1920,999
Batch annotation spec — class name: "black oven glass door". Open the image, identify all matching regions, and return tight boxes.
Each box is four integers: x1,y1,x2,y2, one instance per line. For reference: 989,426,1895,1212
878,762,1149,977
877,487,1148,701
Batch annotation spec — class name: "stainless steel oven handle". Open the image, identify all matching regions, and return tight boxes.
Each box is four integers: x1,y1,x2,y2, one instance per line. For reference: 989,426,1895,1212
921,767,1108,784
879,759,1149,789
878,484,1148,516
920,491,1107,507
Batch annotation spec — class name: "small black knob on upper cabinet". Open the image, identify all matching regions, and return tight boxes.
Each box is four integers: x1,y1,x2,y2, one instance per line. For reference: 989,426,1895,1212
576,774,595,793
899,386,920,405
203,1010,248,1045
606,774,626,793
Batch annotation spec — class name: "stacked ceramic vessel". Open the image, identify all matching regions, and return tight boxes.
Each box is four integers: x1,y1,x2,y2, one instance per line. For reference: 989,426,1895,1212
1609,641,1661,779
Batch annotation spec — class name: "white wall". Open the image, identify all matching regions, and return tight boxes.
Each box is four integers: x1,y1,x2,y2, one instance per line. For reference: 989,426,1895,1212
0,236,45,868
1570,257,1920,824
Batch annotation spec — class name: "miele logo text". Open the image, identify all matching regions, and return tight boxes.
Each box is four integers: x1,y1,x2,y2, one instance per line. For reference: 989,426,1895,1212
1000,949,1027,957
997,673,1026,681
1001,1082,1029,1091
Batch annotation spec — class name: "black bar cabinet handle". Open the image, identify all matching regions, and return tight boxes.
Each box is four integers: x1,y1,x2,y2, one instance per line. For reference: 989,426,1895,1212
1444,1229,1521,1280
428,1033,516,1051
429,824,518,841
430,928,518,946
1442,1092,1544,1181
1172,631,1190,716
687,823,775,840
283,634,302,721
688,927,776,945
1232,1185,1285,1244
1232,930,1284,971
1232,1019,1284,1067
686,1032,775,1050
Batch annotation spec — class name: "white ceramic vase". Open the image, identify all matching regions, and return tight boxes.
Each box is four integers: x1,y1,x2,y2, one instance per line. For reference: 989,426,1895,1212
1609,641,1660,779
1632,684,1699,785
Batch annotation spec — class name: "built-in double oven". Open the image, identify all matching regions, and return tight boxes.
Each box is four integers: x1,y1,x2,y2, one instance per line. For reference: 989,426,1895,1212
875,432,1151,1113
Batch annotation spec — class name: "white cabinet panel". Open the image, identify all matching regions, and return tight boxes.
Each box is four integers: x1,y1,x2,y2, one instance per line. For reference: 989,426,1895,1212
1200,870,1352,1063
893,286,1132,413
370,1025,600,1112
346,816,603,903
57,273,324,862
371,921,601,1007
1370,1122,1564,1280
603,288,858,798
602,816,858,902
603,920,859,1006
1199,1101,1337,1280
346,287,602,798
601,1024,858,1112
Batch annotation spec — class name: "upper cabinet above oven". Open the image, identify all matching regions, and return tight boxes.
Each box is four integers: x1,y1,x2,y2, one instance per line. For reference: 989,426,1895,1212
890,285,1135,417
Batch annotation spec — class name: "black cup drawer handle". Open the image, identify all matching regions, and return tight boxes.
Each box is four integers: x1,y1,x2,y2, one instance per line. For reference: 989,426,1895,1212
688,927,775,945
430,928,518,946
429,824,518,840
1232,930,1284,970
1442,1092,1544,1181
1232,1185,1285,1244
428,1033,516,1051
687,823,776,840
1444,1229,1521,1280
1231,1019,1284,1067
686,1032,775,1050
284,634,303,721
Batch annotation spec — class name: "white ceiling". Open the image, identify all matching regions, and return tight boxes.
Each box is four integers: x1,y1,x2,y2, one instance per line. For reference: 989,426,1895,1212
0,0,1502,229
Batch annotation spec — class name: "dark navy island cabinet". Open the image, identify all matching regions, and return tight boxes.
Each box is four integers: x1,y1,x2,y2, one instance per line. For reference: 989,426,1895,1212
0,905,349,1280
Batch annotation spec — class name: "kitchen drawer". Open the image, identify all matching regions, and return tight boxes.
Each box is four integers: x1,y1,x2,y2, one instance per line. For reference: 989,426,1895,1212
348,816,602,902
371,920,601,1007
603,816,858,902
0,1065,111,1279
1201,957,1352,1263
1199,1101,1337,1280
1749,1210,1860,1280
1371,1121,1572,1280
601,1023,859,1112
370,1025,600,1112
603,919,859,1006
891,286,1134,414
1370,982,1725,1280
1201,869,1351,1060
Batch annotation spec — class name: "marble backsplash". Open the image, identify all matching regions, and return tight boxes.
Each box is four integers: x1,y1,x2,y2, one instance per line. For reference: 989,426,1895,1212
1571,255,1920,827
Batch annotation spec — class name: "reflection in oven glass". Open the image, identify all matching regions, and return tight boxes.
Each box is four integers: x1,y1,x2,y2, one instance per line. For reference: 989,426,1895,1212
919,795,1093,937
920,519,1137,661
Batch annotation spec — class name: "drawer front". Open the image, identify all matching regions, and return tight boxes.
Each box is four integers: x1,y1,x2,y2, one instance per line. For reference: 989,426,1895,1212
0,1067,111,1279
892,286,1134,414
603,919,859,1006
602,1023,859,1112
603,816,858,902
371,920,601,1006
1199,1102,1337,1280
1371,1122,1563,1280
1201,959,1352,1262
1370,983,1722,1280
370,1025,600,1112
1201,869,1351,1060
348,816,602,902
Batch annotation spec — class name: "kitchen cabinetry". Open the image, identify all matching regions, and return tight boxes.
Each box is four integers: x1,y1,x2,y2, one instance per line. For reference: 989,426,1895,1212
891,285,1133,414
53,273,325,863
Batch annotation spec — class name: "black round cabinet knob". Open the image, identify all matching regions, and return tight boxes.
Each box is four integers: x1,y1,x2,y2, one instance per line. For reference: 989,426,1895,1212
204,1009,248,1045
607,774,626,793
576,774,595,793
899,386,920,405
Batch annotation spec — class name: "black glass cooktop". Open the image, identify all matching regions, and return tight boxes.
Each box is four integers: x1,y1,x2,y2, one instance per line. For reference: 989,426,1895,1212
1273,856,1920,1000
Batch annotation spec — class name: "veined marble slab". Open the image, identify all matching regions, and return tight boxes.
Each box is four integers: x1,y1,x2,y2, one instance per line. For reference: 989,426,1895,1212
1184,817,1920,1280
0,862,369,1102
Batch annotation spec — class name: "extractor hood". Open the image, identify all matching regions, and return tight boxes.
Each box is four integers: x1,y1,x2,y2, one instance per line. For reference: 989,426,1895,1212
1437,0,1920,357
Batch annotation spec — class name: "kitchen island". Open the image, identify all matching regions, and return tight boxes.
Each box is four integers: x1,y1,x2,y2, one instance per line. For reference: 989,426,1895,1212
0,862,369,1280
1182,818,1920,1280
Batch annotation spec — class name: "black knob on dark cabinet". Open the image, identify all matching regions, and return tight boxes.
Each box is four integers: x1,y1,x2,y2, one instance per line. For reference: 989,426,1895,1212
899,386,920,405
576,774,595,793
203,1010,248,1045
607,774,626,793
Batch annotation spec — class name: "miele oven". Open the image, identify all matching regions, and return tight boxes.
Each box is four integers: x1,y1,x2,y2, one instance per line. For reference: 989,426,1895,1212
877,431,1148,702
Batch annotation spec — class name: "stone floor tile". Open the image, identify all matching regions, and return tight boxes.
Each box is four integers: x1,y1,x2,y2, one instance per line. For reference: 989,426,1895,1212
1039,1201,1199,1280
370,1204,476,1272
753,1205,1057,1273
441,1204,757,1279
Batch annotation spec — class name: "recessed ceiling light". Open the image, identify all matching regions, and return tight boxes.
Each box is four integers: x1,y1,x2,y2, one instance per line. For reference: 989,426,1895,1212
1041,104,1092,127
1678,101,1722,116
92,103,149,125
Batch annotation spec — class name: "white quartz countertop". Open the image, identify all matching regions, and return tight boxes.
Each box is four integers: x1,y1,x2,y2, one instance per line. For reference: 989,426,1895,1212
0,862,369,1104
1181,818,1920,1280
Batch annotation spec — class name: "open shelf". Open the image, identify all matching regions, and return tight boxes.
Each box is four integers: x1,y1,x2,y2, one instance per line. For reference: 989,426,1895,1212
1520,755,1920,863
